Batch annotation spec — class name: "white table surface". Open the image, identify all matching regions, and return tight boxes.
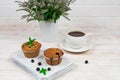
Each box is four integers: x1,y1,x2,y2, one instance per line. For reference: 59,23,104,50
0,24,120,80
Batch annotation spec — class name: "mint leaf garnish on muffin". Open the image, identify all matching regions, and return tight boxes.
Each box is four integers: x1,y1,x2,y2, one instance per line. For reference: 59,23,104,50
40,68,47,75
27,37,36,47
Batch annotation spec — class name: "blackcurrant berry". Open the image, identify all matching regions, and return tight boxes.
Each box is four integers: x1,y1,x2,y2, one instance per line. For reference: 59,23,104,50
85,60,88,64
31,59,34,63
56,53,59,55
48,67,51,71
38,62,42,66
36,67,40,71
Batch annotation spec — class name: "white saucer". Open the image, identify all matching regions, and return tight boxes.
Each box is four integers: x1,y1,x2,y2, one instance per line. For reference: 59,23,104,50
59,40,93,53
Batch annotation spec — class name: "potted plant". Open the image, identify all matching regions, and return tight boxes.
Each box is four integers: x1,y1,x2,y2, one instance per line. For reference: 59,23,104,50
22,37,41,58
16,0,76,43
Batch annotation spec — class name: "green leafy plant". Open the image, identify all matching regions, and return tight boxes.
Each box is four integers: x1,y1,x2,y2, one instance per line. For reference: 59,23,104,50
27,37,36,47
15,0,76,23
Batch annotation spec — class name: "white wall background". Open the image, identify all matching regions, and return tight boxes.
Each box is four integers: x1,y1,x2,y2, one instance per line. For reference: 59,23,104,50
0,0,120,27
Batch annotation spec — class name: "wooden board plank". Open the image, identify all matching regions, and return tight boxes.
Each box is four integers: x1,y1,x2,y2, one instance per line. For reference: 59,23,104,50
1,16,120,26
1,5,120,17
0,0,120,5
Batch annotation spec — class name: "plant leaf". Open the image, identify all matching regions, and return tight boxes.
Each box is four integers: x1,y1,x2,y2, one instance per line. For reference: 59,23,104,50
15,0,75,22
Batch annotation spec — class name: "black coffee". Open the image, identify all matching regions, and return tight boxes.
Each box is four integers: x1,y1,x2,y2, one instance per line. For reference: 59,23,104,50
68,31,85,37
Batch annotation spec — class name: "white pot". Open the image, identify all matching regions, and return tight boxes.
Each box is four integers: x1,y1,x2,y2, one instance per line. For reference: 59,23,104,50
39,21,58,43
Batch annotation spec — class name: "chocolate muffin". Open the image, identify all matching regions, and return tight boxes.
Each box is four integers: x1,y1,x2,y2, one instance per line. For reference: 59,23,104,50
44,48,64,66
22,38,41,58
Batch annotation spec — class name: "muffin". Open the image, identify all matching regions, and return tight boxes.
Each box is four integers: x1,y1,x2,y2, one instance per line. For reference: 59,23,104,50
44,48,64,66
22,37,41,58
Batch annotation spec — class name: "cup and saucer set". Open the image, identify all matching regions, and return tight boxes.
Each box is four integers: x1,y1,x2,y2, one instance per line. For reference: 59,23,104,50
59,31,94,53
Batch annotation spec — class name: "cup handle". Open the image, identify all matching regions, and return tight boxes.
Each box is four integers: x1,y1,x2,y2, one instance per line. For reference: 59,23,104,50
85,33,94,46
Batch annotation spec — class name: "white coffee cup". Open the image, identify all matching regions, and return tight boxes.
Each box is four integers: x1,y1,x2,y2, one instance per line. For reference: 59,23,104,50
65,31,93,49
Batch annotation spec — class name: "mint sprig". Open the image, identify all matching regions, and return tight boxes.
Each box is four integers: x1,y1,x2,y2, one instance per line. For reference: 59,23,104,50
27,37,36,47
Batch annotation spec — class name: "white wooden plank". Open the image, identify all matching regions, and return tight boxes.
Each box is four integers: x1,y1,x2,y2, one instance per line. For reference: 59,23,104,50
1,16,120,26
0,17,28,25
67,16,120,26
1,5,120,17
73,0,120,5
0,0,120,5
70,5,120,17
0,5,27,17
0,0,26,5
